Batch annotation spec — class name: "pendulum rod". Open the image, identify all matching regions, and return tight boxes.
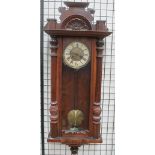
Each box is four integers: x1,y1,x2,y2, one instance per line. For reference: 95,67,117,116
73,70,79,110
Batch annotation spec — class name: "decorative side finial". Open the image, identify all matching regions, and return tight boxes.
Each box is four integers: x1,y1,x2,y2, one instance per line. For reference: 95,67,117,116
58,7,66,13
88,8,95,14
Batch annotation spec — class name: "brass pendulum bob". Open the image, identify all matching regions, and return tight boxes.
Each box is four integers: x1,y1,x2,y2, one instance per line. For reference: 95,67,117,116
67,109,84,131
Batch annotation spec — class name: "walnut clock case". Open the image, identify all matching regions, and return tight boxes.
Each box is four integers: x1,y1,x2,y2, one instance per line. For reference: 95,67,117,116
44,2,112,154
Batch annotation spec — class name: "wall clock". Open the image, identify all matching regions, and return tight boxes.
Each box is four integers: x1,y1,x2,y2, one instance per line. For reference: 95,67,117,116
44,1,112,154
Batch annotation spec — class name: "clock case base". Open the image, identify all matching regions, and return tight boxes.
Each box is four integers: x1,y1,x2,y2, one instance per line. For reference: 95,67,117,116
48,129,102,144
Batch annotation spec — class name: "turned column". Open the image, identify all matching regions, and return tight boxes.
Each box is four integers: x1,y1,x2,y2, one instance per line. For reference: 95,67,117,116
93,38,104,138
92,37,104,138
47,19,59,138
50,36,58,138
92,21,106,138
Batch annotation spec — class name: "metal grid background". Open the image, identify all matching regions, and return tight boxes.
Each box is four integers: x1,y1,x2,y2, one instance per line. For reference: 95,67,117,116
40,0,115,155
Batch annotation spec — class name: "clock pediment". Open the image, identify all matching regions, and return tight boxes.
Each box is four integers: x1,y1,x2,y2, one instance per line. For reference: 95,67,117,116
44,1,111,36
59,2,94,25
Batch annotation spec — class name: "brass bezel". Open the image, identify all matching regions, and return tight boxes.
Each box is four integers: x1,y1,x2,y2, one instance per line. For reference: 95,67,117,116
63,41,91,70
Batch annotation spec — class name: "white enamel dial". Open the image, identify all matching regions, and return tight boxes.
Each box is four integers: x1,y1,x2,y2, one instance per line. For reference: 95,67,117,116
63,42,90,69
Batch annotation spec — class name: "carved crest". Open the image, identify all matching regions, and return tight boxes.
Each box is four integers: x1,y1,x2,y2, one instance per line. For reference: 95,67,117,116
65,18,90,31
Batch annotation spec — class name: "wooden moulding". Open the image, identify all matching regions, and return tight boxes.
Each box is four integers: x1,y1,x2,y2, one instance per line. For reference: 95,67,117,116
44,29,112,39
47,136,102,144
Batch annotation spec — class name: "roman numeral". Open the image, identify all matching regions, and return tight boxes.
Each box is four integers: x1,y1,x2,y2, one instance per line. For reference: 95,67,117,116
82,57,87,61
80,60,83,64
74,62,78,66
70,60,73,64
67,56,71,61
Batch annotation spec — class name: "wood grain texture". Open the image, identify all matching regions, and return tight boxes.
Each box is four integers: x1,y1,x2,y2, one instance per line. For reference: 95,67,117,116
44,29,111,39
56,37,63,137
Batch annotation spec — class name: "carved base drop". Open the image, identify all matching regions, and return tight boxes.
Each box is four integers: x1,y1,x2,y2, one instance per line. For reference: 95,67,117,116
70,145,79,155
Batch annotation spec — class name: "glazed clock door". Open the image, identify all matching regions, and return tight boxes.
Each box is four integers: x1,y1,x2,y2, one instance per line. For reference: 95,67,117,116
62,37,91,131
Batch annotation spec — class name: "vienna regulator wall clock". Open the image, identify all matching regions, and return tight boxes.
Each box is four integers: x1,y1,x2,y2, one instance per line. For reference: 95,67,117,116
44,1,112,154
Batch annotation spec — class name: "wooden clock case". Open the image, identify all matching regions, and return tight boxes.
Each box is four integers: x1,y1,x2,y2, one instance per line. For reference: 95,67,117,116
44,1,111,154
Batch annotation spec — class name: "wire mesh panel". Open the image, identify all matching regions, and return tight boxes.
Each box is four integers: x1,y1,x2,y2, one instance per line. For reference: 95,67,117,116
40,0,115,155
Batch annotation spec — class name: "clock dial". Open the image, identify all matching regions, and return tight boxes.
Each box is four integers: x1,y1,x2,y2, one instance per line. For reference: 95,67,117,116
63,42,90,69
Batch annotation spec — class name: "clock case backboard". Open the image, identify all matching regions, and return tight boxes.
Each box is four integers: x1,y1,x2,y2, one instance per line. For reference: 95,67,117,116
44,1,111,151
